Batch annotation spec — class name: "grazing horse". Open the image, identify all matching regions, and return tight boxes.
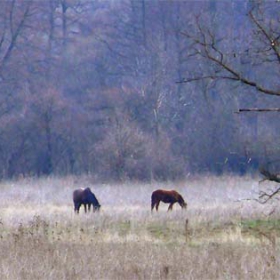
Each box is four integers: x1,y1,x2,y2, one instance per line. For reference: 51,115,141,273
151,189,187,212
73,187,101,214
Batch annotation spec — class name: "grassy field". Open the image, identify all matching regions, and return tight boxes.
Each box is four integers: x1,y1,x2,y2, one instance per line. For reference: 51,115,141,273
0,175,280,279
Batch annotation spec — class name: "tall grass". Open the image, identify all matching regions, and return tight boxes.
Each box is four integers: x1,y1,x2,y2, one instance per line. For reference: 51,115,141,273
0,175,279,279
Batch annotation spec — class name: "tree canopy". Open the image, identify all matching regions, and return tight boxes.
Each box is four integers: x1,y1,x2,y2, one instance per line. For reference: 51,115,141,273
0,0,279,181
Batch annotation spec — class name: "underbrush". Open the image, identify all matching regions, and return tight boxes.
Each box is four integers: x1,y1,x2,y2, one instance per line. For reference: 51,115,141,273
0,214,279,280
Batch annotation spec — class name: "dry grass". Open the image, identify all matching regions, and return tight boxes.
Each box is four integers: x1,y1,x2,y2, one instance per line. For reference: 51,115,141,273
0,175,280,279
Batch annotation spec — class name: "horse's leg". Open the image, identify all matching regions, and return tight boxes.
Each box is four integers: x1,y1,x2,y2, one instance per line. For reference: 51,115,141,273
168,203,174,211
84,203,87,213
155,201,160,211
88,203,91,212
74,203,80,214
151,201,156,212
76,204,81,214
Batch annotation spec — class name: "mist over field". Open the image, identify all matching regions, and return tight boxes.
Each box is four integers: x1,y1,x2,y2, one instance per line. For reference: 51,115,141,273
0,175,279,279
0,175,259,224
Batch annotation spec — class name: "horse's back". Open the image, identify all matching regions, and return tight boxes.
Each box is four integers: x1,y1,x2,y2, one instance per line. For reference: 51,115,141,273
152,189,180,203
73,188,85,202
151,189,164,200
152,189,163,196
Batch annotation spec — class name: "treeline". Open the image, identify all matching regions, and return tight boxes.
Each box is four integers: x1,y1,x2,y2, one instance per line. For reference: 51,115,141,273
0,0,279,181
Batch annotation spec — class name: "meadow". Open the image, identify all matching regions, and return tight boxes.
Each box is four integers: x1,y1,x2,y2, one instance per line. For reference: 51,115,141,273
0,175,280,279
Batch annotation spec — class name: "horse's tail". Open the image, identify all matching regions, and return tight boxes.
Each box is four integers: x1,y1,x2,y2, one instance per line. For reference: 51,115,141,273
151,191,157,211
151,191,159,202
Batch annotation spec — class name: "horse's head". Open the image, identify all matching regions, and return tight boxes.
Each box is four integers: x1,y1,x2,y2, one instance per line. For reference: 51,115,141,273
94,204,101,212
178,195,187,209
181,201,187,209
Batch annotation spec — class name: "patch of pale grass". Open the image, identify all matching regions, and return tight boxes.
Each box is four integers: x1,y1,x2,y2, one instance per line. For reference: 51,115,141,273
0,233,279,279
0,175,279,279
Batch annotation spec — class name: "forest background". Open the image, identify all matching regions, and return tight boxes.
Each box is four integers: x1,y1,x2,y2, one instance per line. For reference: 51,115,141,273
0,0,279,181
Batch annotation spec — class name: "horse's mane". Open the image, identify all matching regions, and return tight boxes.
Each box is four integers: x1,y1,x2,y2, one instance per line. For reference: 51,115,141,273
84,187,91,193
178,194,185,202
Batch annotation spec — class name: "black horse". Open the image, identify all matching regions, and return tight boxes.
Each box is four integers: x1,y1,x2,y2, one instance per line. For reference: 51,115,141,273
73,187,101,214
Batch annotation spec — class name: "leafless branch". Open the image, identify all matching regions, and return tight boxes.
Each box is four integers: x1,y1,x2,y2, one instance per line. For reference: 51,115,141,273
252,168,280,204
236,108,280,113
180,11,280,97
260,168,280,183
0,1,32,72
249,10,280,63
176,75,238,84
236,169,280,204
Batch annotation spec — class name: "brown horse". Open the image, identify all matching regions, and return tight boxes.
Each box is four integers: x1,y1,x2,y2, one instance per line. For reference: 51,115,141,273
151,189,187,212
73,187,101,214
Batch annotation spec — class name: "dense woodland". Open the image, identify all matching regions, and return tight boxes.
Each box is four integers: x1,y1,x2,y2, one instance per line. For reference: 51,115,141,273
0,0,279,181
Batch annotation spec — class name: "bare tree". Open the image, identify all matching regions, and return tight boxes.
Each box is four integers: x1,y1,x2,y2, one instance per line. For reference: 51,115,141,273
256,168,280,204
0,0,34,75
171,1,280,185
179,2,280,100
